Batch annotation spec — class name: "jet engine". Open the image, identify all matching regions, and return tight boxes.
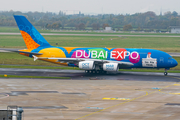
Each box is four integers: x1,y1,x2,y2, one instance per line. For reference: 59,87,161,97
103,63,119,72
79,61,95,70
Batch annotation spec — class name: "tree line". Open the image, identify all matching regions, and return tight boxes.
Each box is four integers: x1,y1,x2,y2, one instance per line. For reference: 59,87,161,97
0,10,179,31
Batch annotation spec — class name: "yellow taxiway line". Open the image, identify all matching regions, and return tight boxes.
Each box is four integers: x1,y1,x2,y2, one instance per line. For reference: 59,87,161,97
159,76,180,95
75,78,179,120
75,90,150,120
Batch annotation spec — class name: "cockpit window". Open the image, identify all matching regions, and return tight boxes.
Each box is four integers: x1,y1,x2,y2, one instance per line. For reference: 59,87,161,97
168,57,172,59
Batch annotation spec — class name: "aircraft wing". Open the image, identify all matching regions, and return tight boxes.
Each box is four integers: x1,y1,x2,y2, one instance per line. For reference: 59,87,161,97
0,48,42,55
33,56,134,67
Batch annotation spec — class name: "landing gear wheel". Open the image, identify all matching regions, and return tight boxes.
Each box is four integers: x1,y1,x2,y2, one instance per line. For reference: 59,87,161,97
164,72,168,76
85,70,90,73
89,70,97,74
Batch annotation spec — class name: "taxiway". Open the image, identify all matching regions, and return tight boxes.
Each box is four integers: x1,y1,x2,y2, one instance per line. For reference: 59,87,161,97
0,69,180,120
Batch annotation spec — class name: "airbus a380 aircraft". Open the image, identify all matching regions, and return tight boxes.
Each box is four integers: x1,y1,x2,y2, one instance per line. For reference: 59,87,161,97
2,15,178,75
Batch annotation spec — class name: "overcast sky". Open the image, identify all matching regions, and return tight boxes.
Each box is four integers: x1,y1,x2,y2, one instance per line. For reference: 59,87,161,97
1,0,180,15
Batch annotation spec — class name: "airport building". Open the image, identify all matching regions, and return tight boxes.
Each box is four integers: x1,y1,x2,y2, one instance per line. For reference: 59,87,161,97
104,27,113,32
170,26,180,33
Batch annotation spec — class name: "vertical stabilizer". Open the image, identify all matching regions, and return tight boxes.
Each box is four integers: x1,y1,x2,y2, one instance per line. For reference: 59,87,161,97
14,15,51,49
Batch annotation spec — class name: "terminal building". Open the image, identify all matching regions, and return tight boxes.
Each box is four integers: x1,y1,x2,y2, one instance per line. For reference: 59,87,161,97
170,26,180,33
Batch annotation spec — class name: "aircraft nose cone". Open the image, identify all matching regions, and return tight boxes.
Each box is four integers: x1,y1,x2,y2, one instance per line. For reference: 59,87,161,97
173,59,178,67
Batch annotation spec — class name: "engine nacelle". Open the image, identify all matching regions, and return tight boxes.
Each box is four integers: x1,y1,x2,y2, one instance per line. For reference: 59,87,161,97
103,63,119,72
79,61,95,70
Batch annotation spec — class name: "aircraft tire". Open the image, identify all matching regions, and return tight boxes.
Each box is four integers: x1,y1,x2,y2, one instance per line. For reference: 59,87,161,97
164,72,168,76
85,70,90,73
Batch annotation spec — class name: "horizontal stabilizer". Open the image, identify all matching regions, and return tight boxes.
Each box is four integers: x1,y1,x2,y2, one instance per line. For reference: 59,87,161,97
0,48,42,55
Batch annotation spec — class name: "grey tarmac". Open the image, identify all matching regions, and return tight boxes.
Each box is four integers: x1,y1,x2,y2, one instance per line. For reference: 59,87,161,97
1,68,180,120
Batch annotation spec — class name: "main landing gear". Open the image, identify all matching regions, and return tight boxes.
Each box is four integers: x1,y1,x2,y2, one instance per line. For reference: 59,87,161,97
164,69,168,76
85,70,107,74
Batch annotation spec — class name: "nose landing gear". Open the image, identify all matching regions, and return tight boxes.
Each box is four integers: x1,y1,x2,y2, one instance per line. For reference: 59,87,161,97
164,71,168,76
164,69,168,76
